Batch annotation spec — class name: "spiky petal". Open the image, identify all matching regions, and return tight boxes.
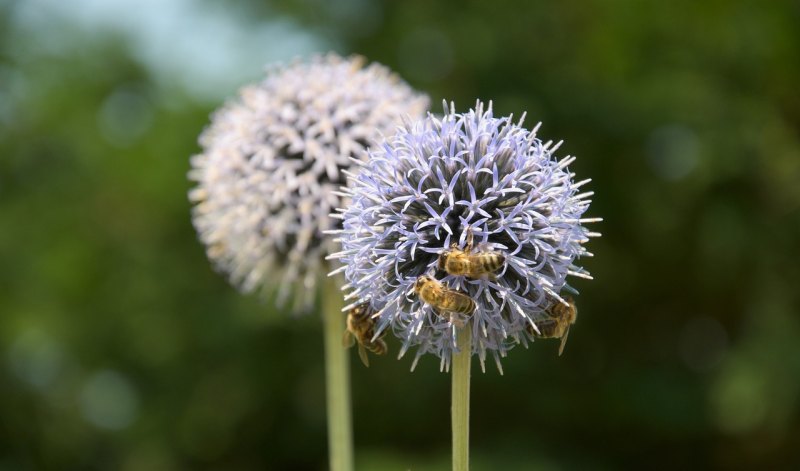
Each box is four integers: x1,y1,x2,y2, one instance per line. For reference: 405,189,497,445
189,54,429,310
332,101,599,371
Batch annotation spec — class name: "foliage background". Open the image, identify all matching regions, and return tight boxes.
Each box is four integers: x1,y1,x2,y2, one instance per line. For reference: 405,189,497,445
2,0,799,469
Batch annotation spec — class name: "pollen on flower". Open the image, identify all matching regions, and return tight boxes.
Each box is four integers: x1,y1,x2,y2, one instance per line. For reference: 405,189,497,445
189,53,429,310
330,100,600,372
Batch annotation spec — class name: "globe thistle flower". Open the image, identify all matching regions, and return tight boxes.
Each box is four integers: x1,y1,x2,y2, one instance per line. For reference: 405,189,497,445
188,54,429,309
330,101,600,372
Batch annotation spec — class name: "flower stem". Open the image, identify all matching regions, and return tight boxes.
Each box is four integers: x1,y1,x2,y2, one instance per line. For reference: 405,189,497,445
452,324,472,471
322,275,354,471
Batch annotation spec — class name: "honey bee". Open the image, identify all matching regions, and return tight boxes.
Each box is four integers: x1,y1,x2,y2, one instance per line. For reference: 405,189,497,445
343,302,387,367
437,228,505,279
529,296,578,356
413,275,476,319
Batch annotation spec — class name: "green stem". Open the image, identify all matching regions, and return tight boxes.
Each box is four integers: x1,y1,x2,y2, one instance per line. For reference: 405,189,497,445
322,275,354,471
452,324,472,471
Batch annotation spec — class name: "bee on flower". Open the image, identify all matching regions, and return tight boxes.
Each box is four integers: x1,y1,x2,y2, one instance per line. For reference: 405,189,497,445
330,101,600,372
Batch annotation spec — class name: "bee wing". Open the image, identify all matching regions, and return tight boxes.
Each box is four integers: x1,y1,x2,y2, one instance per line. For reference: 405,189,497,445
342,331,355,349
531,317,557,338
557,325,571,356
357,344,370,367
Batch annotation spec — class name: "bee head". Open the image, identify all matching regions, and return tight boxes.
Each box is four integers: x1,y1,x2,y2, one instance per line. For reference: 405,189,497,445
349,302,369,319
414,275,431,293
436,249,450,271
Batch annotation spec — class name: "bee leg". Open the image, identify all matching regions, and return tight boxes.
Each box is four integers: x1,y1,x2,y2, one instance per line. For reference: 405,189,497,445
464,226,474,252
432,307,458,327
450,312,467,328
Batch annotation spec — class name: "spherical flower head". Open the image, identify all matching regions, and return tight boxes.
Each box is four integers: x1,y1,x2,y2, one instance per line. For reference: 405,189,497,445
332,101,600,372
189,53,429,310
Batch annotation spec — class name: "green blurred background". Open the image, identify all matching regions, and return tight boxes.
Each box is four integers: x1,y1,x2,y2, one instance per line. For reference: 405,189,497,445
2,0,799,469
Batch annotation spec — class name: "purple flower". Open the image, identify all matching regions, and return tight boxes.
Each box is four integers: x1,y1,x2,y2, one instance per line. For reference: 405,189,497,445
330,101,600,371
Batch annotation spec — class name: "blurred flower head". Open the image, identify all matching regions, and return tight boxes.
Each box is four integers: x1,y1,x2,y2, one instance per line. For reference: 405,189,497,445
331,101,599,372
189,53,429,309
